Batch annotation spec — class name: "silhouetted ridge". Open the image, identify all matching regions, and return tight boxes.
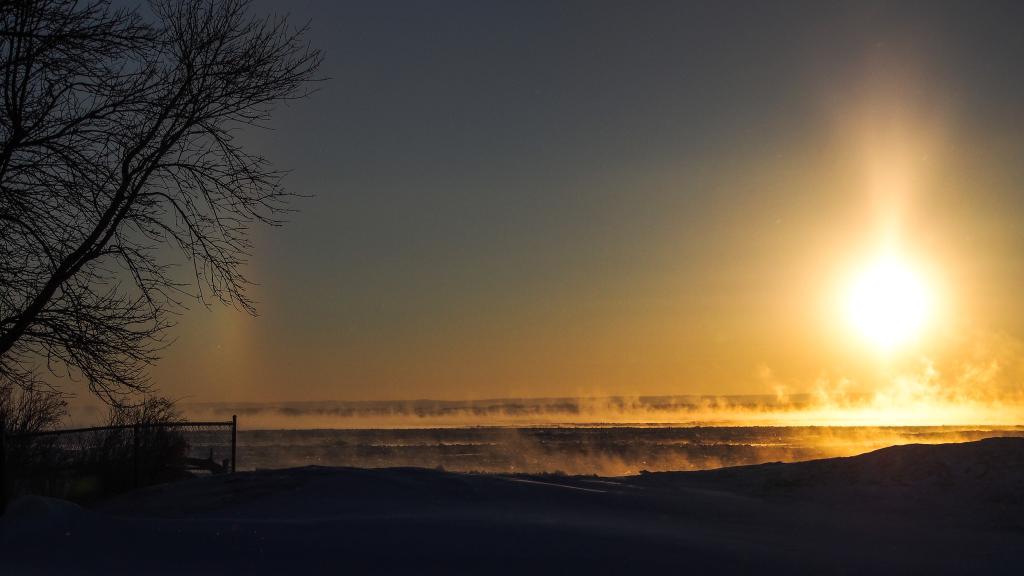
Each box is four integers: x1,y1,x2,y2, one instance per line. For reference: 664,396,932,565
644,437,1024,498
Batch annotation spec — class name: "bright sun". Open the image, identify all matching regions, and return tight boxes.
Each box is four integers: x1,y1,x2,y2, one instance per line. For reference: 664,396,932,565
845,256,931,350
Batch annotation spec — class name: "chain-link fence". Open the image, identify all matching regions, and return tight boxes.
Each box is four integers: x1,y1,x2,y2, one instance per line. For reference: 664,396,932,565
0,416,237,512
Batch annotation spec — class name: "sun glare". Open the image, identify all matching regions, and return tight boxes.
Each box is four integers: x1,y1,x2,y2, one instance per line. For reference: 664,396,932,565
846,256,931,351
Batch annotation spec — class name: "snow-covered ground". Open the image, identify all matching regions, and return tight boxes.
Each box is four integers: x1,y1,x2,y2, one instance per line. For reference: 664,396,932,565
3,437,1023,574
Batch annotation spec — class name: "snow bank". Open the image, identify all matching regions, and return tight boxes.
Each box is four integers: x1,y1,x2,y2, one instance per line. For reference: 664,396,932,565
1,438,1022,575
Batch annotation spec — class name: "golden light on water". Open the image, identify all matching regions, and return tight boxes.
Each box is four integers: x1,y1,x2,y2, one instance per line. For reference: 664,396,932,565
845,255,932,351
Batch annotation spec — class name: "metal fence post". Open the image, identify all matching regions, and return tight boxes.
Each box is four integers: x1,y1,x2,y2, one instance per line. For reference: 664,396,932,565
231,415,237,473
132,424,140,488
1,432,7,514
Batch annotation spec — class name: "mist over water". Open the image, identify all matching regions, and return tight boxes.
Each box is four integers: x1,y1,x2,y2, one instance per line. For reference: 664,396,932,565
216,425,1024,476
177,396,1024,475
183,387,1024,429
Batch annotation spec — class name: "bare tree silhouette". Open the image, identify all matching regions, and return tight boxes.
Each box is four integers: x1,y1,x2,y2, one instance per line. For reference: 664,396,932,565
0,0,321,407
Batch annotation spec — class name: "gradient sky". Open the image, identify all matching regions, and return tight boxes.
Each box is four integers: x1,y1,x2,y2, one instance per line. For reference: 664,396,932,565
131,1,1024,403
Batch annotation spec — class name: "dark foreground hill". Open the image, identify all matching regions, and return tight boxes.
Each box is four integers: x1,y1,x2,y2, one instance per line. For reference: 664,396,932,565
3,437,1023,575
